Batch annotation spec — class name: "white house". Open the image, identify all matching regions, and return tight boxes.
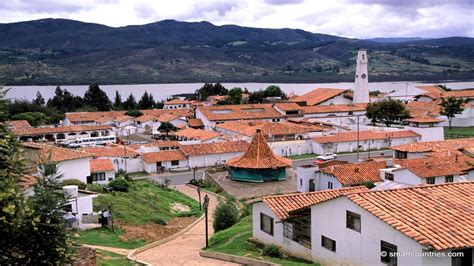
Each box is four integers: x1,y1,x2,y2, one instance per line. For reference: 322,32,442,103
80,146,143,173
163,98,192,109
301,103,368,126
89,159,116,184
291,88,351,106
63,185,98,229
253,183,474,265
64,111,126,126
403,116,445,142
391,138,474,160
13,124,113,143
311,130,421,155
142,150,189,173
172,128,222,144
179,141,249,168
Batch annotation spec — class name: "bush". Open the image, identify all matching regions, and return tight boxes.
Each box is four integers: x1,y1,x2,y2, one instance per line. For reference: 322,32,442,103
61,179,86,190
213,199,240,232
155,217,167,225
116,169,131,181
109,178,129,192
87,183,105,193
263,244,283,258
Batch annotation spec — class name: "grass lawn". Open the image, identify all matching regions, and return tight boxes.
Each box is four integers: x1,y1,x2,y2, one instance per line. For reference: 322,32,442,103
207,216,318,266
128,172,149,179
288,153,319,160
75,180,203,248
96,249,137,266
444,127,474,139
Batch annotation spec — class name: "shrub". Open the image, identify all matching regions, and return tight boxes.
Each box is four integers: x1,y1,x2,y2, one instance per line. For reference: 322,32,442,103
109,178,129,192
116,169,131,181
61,179,86,190
213,199,240,232
360,181,375,189
87,183,104,193
155,217,167,225
263,244,283,258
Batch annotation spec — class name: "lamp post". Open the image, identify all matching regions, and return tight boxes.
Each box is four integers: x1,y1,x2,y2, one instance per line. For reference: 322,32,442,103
203,194,210,248
197,186,202,211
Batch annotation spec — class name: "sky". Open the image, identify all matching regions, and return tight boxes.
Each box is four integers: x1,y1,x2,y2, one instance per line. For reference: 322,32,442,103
1,0,473,39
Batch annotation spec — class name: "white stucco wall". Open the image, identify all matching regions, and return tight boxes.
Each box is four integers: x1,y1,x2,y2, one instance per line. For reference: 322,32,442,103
404,126,444,142
297,165,318,192
143,159,189,173
56,158,91,183
270,140,313,156
187,152,243,168
316,171,343,191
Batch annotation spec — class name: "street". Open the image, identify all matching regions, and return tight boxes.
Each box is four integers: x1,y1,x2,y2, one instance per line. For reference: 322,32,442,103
292,150,393,169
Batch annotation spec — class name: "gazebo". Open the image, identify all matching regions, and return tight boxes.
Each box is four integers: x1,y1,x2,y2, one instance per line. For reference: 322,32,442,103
227,129,291,182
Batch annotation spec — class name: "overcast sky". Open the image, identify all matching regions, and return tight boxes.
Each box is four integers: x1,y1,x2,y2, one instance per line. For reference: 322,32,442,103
1,0,473,38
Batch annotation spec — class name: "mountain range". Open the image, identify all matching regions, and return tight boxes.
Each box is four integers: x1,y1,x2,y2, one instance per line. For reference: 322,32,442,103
0,18,473,85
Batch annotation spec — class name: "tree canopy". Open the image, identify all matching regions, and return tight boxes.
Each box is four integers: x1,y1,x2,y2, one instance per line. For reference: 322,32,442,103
113,90,122,110
192,83,228,101
366,99,410,127
138,91,155,109
440,96,465,129
83,83,112,111
123,93,138,110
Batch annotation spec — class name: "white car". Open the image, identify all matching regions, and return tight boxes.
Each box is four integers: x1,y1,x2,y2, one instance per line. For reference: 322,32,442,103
316,153,338,160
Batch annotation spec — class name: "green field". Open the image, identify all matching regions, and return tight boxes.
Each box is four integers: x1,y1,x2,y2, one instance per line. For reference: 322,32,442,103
75,180,203,248
444,127,474,139
207,216,318,266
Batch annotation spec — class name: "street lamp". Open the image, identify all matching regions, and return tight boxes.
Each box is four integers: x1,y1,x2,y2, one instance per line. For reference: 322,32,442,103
203,194,210,248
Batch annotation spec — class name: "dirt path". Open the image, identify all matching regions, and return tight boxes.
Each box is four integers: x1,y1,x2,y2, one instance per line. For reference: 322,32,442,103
132,185,239,265
82,244,131,256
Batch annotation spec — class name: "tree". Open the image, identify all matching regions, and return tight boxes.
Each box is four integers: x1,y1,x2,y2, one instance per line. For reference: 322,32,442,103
122,93,138,110
33,91,45,106
248,90,266,103
264,85,286,99
192,83,228,101
113,90,123,110
83,83,111,111
217,87,243,105
138,91,155,110
158,121,177,138
125,109,143,117
11,111,47,126
440,96,465,129
213,199,240,232
366,99,410,127
47,86,83,112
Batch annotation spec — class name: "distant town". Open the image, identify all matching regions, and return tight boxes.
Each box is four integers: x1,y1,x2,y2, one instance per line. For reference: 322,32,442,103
2,47,473,266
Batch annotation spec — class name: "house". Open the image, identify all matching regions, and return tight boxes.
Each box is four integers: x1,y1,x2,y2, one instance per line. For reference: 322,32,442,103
89,159,115,184
113,115,134,128
163,98,192,109
12,125,113,143
196,104,284,130
301,103,368,125
172,128,221,143
298,161,385,192
272,102,304,117
291,88,351,106
133,114,156,133
391,138,474,159
22,142,93,184
142,150,188,173
64,111,126,126
62,185,98,229
180,141,249,168
187,118,205,129
80,146,142,173
7,119,31,130
311,130,421,154
403,116,445,142
253,182,474,265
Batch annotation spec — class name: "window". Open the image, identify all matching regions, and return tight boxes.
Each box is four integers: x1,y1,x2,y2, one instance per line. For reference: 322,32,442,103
445,175,453,183
260,213,274,236
92,172,106,181
381,240,397,265
283,222,293,239
385,172,394,181
63,204,73,213
321,235,336,252
171,160,179,166
328,181,333,189
348,111,353,115
346,211,361,232
299,178,302,186
309,179,315,192
395,151,407,159
426,177,435,184
292,215,311,248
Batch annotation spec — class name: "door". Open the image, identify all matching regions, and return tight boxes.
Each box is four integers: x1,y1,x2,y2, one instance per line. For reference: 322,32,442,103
87,175,93,184
156,162,162,173
309,179,316,192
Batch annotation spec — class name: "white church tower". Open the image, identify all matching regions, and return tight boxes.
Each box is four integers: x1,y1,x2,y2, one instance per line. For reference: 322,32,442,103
353,50,369,103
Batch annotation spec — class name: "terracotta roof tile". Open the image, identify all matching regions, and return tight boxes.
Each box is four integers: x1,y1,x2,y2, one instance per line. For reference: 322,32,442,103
20,175,37,189
404,115,444,123
391,138,474,153
188,118,204,128
142,150,187,163
197,104,282,121
134,114,156,123
65,111,126,123
157,113,181,123
320,161,385,185
12,125,112,136
90,158,115,173
8,120,31,129
273,102,303,111
114,115,134,123
395,157,465,178
80,146,140,158
142,108,192,118
227,129,291,169
313,130,420,144
405,101,441,117
291,88,348,106
217,121,311,137
164,99,191,105
262,186,369,220
173,128,221,141
303,103,367,114
180,141,249,156
22,142,93,163
346,182,474,251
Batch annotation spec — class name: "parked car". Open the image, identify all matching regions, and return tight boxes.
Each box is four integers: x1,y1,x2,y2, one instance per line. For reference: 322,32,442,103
314,153,337,164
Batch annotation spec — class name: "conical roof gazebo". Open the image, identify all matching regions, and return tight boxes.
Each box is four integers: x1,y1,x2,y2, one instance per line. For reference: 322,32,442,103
227,129,291,182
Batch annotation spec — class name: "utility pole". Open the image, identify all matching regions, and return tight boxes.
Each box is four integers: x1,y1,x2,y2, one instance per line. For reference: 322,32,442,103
356,115,360,163
203,195,210,248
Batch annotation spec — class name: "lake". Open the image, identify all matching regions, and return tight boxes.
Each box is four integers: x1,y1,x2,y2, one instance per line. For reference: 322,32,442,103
4,81,474,101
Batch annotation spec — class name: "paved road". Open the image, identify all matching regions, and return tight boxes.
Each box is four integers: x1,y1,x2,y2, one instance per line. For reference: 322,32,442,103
133,185,238,266
292,150,393,169
150,170,206,186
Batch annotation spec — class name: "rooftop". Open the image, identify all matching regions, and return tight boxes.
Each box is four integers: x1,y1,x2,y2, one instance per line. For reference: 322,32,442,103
216,120,312,137
404,115,444,123
395,157,465,178
188,118,204,128
391,138,474,153
273,102,303,111
173,128,221,141
197,104,282,121
8,120,31,129
180,141,249,156
164,98,191,105
302,103,367,114
89,158,115,173
12,125,112,136
291,88,347,106
313,130,420,144
80,146,140,158
320,161,386,186
65,111,126,123
22,142,93,163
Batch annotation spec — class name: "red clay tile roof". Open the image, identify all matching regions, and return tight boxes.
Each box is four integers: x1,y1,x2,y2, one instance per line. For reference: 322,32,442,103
8,120,31,129
197,104,283,121
291,88,348,106
346,182,474,251
416,87,474,100
226,129,291,169
81,146,140,158
180,141,249,156
127,141,180,150
142,150,187,163
22,142,93,163
262,186,369,220
134,114,155,123
394,157,465,178
404,115,444,123
405,101,442,117
157,113,181,123
173,128,221,141
142,108,192,118
416,85,446,94
188,118,204,128
12,125,112,137
320,161,386,185
313,130,420,144
65,111,126,123
20,175,37,189
273,102,303,111
391,138,474,153
217,121,311,137
114,115,134,123
90,158,115,173
164,99,191,105
303,103,367,114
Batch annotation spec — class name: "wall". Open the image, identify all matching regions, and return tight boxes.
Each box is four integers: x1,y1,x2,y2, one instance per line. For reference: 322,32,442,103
318,95,352,106
92,170,115,185
188,152,243,168
67,194,97,229
57,158,91,183
143,159,189,173
316,171,343,191
110,157,143,173
312,136,420,155
269,140,313,156
310,197,451,266
296,165,318,192
404,126,444,142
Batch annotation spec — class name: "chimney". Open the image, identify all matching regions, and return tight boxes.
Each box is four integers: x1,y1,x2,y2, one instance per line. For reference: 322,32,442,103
386,158,394,167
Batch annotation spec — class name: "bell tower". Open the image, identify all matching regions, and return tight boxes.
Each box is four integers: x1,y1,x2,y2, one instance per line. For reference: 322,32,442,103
353,50,369,103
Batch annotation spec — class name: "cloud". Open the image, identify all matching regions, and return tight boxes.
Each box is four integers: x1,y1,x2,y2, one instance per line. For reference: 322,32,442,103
0,0,472,38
